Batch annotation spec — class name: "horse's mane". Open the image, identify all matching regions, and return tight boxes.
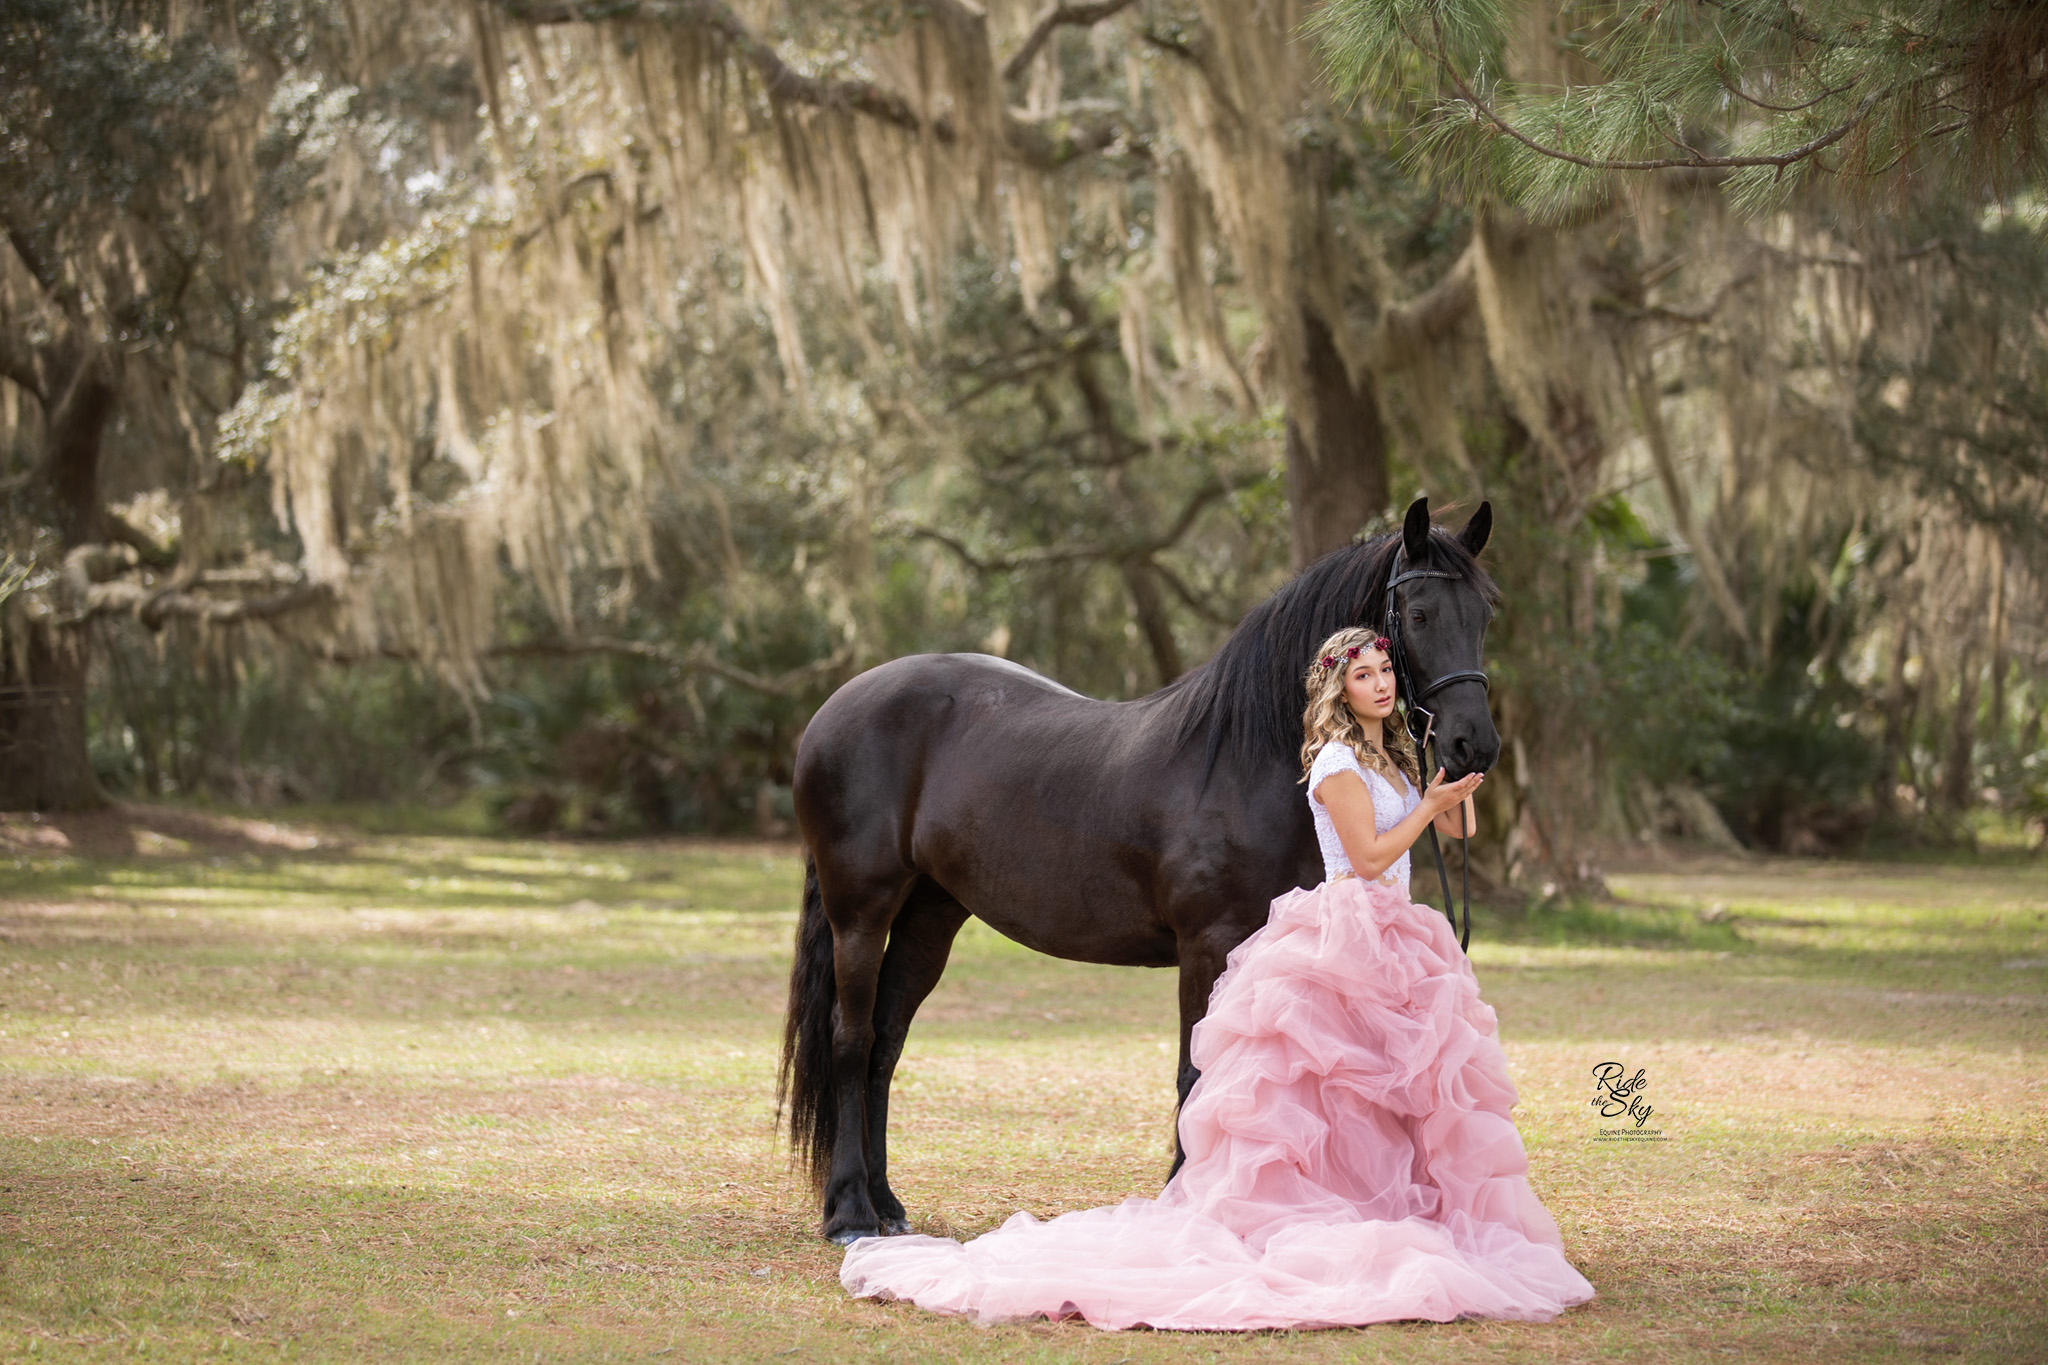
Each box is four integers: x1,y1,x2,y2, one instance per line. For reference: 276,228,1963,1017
1159,527,1500,776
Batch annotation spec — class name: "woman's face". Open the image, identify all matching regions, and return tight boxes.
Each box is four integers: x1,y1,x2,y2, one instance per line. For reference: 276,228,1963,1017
1342,648,1398,722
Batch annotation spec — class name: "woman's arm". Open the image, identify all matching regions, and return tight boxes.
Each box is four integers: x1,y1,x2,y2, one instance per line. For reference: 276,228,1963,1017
1432,794,1478,840
1316,767,1483,881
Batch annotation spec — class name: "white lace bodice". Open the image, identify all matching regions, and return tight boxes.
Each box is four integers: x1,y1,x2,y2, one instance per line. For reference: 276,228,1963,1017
1307,741,1421,891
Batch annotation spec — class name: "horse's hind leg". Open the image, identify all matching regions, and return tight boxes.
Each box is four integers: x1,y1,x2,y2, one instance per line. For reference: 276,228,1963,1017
817,868,914,1244
864,886,969,1234
1169,922,1253,1177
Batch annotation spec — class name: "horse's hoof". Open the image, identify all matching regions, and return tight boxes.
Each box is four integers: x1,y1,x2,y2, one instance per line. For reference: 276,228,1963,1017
879,1217,911,1236
827,1226,881,1246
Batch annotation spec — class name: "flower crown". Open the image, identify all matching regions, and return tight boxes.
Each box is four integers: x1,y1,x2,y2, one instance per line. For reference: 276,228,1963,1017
1318,637,1393,671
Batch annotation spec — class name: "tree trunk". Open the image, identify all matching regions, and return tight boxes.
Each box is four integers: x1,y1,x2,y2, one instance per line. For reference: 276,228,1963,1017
0,619,100,810
1942,645,1981,812
1874,625,1915,822
1987,538,2008,744
46,351,118,549
1121,557,1182,685
0,348,117,810
1284,309,1390,569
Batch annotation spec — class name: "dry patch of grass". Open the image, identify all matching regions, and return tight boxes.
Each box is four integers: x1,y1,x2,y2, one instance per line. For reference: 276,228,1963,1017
1,811,2043,1362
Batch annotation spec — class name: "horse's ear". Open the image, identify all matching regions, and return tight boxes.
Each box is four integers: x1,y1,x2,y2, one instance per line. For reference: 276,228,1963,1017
1458,501,1493,558
1402,497,1431,562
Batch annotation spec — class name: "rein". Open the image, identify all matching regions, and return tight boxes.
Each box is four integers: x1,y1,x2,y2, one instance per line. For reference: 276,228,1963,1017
1382,546,1489,953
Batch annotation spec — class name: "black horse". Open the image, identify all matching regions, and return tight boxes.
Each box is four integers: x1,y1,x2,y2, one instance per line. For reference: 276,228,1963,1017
780,498,1502,1243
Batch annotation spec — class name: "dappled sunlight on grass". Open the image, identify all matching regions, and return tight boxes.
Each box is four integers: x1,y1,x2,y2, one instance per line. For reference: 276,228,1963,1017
0,814,2042,1361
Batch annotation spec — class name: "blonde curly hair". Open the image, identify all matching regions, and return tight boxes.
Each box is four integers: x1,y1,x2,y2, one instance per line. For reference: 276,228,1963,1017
1298,626,1421,789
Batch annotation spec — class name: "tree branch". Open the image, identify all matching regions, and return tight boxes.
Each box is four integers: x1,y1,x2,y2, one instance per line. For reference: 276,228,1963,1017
56,550,847,696
2,222,58,300
908,524,1113,572
1152,477,1229,551
944,322,1116,410
1357,245,1478,372
504,0,940,137
0,326,47,404
1137,26,1200,65
906,473,1246,574
503,0,1152,169
1624,353,1752,650
484,636,851,696
1002,106,1149,168
61,571,338,629
100,511,180,571
1147,556,1238,625
1002,0,1138,84
510,169,615,252
1596,235,1946,329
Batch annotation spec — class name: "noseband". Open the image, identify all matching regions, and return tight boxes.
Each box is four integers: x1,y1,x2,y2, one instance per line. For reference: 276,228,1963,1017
1381,546,1490,952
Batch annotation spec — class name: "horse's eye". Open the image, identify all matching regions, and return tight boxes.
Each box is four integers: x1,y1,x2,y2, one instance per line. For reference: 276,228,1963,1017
1409,610,1426,626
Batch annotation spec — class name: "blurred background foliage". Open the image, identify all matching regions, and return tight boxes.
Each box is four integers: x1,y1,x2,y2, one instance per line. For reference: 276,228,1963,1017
3,0,2044,877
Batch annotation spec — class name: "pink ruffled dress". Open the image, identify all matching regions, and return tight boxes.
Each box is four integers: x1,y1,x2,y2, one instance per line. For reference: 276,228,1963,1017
840,741,1595,1330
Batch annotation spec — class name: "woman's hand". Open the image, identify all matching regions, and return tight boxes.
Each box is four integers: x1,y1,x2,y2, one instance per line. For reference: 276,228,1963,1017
1320,763,1484,881
1422,766,1484,818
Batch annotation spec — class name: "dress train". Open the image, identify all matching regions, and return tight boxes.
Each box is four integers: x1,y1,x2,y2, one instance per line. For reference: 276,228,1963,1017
839,877,1595,1330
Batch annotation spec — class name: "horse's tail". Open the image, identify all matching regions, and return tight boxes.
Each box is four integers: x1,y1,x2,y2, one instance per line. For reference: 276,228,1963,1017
777,855,836,1191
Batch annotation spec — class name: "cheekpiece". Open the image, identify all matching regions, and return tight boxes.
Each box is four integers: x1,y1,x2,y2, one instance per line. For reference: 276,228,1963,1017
1318,637,1394,671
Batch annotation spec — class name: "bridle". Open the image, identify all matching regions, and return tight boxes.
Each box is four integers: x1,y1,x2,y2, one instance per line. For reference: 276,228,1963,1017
1382,545,1490,952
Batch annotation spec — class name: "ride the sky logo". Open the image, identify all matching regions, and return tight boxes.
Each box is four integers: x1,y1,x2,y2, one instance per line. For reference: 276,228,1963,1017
1589,1061,1670,1141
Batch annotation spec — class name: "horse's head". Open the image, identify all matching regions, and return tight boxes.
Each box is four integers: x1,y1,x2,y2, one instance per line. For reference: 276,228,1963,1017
1383,498,1501,781
1162,495,1503,785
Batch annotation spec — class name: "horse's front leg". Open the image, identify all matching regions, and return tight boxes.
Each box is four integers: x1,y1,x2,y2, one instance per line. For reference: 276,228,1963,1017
863,893,969,1234
1169,922,1253,1177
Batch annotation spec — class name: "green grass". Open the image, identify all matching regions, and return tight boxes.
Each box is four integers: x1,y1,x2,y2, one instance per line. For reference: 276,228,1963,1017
1,808,2043,1362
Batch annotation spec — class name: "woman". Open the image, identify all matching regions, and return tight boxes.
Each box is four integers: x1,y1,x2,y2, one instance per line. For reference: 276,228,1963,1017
839,626,1595,1330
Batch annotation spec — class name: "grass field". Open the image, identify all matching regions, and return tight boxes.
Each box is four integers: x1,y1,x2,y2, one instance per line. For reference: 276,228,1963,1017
0,805,2043,1363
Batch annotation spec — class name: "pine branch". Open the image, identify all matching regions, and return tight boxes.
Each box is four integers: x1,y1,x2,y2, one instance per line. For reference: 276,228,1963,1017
1474,92,1878,174
1415,9,1883,175
1718,71,1862,115
1693,0,1831,48
1314,0,2048,209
